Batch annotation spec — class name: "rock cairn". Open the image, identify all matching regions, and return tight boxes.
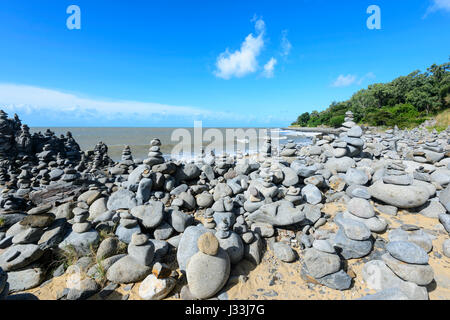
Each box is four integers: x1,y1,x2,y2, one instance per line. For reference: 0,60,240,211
0,108,448,300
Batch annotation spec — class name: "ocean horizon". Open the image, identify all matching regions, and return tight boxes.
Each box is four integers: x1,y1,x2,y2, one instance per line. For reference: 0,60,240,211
30,127,316,161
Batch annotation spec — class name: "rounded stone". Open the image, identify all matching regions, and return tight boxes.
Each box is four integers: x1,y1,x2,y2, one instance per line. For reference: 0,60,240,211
197,233,219,256
186,249,230,299
386,241,429,265
347,198,375,219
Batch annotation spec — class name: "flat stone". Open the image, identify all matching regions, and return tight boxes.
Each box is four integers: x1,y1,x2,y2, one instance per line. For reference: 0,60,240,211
304,248,341,279
272,242,296,263
382,253,434,286
368,180,430,209
386,241,429,265
106,255,152,284
0,244,43,272
347,198,375,218
7,267,44,292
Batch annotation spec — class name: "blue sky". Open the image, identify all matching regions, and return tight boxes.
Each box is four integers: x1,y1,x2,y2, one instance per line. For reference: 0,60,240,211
0,0,449,127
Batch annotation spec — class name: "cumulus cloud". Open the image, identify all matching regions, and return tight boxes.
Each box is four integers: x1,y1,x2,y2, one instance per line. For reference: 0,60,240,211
424,0,450,17
280,30,292,57
331,74,357,87
263,58,277,78
214,17,266,79
0,83,239,124
332,73,376,87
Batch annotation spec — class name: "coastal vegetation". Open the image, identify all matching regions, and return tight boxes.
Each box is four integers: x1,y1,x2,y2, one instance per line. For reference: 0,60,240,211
292,61,450,129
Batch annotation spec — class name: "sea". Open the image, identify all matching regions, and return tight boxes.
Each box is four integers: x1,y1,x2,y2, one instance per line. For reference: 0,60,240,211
29,127,317,162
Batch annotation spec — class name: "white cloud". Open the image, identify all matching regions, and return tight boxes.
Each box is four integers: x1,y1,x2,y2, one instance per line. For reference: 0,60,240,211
0,83,234,122
332,72,376,87
214,17,266,79
280,30,292,57
263,58,277,78
332,74,357,87
424,0,450,17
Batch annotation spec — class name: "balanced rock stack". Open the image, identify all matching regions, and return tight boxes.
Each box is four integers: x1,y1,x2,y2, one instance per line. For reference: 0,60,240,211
261,136,272,158
301,239,352,291
439,186,450,233
369,162,431,209
332,213,373,259
186,232,231,299
58,205,99,255
216,218,244,265
144,139,164,167
344,197,387,233
115,211,141,244
0,267,8,299
107,232,154,284
0,110,15,157
280,139,297,157
362,240,434,300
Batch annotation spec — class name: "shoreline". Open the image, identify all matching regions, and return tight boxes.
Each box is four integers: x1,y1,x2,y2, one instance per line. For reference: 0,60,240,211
0,109,449,301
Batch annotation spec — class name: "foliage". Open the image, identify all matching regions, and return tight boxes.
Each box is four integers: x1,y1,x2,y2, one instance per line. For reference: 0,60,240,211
292,60,450,128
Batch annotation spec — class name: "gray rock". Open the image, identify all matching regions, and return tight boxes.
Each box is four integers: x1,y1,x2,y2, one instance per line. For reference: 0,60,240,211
346,185,371,199
106,255,152,284
115,224,141,244
388,228,433,253
272,242,296,262
281,166,299,187
96,237,119,261
375,204,398,216
335,213,371,241
107,189,137,211
316,269,352,291
368,180,430,209
0,244,43,272
177,225,214,272
443,239,450,258
218,232,244,264
186,248,230,300
66,278,100,300
153,222,174,240
312,239,335,254
362,260,428,300
131,202,165,229
136,178,153,204
301,184,322,205
386,241,429,265
420,201,446,218
347,198,375,219
248,201,305,227
304,248,341,279
439,186,450,212
382,175,413,186
325,157,355,173
250,222,274,238
345,168,368,186
7,267,44,292
58,230,100,255
333,229,373,260
439,213,450,233
169,210,194,233
382,253,434,286
244,233,264,265
88,198,108,221
128,241,154,266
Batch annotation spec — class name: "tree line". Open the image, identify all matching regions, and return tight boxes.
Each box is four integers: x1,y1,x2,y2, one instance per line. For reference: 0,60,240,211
292,60,450,129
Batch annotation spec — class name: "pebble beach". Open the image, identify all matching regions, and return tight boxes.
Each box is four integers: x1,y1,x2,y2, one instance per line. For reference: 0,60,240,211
0,109,449,301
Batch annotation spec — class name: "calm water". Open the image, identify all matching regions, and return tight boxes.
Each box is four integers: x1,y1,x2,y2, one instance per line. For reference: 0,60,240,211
30,127,315,162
